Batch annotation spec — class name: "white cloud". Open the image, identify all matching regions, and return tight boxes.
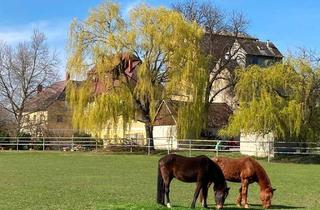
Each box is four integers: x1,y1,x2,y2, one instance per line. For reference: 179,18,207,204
0,19,71,78
0,19,69,45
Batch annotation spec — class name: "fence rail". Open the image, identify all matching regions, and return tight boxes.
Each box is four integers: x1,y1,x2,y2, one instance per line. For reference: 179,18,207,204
0,137,319,161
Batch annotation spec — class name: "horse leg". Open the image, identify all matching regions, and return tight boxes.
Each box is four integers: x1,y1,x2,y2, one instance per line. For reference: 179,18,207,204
236,186,242,207
165,179,173,208
241,179,249,208
191,182,202,208
201,184,209,208
162,172,173,208
199,189,203,205
199,182,210,208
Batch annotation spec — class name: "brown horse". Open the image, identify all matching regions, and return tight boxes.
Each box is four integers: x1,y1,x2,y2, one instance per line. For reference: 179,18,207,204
212,156,276,209
157,154,229,209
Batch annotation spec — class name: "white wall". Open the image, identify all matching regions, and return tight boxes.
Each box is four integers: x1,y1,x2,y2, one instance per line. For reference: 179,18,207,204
153,125,177,150
240,133,274,157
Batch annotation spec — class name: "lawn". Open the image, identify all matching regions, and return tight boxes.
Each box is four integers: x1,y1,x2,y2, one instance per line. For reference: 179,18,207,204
0,152,319,210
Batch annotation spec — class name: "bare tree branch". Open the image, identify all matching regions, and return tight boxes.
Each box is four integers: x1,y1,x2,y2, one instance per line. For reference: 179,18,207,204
0,30,59,134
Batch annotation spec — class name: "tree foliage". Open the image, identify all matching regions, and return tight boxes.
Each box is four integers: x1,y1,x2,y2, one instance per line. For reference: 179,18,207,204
221,60,320,142
67,1,207,142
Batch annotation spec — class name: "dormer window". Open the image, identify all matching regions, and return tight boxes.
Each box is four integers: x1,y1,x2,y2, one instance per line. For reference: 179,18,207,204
225,53,230,60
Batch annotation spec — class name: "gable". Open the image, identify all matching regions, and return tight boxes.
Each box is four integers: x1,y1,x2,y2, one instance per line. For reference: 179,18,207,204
153,100,232,129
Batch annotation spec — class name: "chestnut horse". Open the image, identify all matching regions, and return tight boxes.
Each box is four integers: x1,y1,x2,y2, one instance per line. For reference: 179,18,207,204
212,156,276,209
157,154,229,209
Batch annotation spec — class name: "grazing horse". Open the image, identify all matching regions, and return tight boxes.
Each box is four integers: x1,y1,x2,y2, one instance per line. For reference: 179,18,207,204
157,154,229,209
212,156,276,209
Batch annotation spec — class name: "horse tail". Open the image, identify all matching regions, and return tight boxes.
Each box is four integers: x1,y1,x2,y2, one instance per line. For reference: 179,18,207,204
157,163,165,205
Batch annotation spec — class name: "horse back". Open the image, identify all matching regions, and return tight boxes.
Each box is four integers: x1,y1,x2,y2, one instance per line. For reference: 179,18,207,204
213,156,257,182
159,154,222,183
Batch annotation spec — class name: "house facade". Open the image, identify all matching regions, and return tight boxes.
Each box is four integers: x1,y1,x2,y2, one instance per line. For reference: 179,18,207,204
205,33,283,157
22,55,148,142
22,81,74,137
22,80,147,140
86,54,147,143
206,33,283,108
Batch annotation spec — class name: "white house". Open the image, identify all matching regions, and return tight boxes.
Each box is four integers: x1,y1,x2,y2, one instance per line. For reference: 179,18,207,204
204,33,283,156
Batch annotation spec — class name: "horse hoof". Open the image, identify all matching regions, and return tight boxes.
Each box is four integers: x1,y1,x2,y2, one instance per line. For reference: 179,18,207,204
237,203,241,207
244,204,249,208
166,203,171,208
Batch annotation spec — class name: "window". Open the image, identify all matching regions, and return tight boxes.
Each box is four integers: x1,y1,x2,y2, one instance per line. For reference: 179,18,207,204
40,114,45,122
57,115,63,123
251,56,259,65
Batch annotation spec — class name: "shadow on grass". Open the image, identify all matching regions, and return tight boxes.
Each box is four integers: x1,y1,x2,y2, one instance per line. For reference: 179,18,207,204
272,154,320,164
204,203,305,210
99,203,305,210
231,203,305,210
270,204,305,209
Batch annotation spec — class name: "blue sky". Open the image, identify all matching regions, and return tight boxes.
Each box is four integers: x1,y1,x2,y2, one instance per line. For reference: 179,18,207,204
1,0,319,77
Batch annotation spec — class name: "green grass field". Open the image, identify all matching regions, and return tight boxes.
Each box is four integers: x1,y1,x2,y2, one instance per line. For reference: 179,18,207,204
0,152,319,210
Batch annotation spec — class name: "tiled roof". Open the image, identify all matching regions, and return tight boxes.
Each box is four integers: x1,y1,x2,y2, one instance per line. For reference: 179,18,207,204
202,33,283,61
239,39,283,58
24,81,67,112
153,100,232,129
88,54,141,94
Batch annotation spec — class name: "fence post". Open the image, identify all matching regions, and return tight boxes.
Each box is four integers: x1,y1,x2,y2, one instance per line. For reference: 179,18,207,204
215,141,221,157
189,139,191,157
147,138,150,155
16,137,19,151
43,138,45,151
130,138,133,153
267,140,270,163
71,135,74,151
95,139,98,152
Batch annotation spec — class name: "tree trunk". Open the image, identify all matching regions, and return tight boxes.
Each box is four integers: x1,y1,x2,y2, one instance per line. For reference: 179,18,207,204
145,122,154,150
14,111,23,136
202,78,212,131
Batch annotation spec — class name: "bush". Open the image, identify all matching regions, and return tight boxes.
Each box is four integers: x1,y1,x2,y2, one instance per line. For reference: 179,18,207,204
17,132,32,150
0,130,11,150
73,132,99,151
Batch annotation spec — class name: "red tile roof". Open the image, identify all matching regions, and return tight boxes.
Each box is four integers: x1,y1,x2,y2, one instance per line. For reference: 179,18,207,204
24,54,142,113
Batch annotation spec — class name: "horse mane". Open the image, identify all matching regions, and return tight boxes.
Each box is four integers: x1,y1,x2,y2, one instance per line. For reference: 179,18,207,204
249,157,272,189
208,157,227,189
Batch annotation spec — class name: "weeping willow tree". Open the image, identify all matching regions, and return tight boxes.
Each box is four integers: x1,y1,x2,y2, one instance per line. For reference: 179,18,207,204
221,59,320,142
67,1,208,147
167,42,208,139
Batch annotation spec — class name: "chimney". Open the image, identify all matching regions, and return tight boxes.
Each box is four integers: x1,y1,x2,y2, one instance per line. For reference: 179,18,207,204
266,40,270,48
37,84,43,94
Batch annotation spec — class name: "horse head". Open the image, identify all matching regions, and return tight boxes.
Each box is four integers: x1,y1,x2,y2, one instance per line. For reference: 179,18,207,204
214,184,230,209
260,187,276,209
